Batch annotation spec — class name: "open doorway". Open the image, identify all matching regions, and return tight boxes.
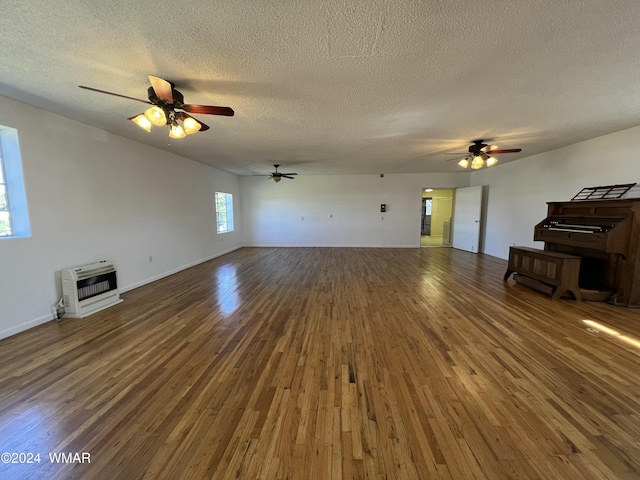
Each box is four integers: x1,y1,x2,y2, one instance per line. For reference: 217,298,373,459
420,188,454,247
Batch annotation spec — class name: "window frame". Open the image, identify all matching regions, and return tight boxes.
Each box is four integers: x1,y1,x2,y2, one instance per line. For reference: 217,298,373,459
0,147,12,236
0,126,29,239
215,192,234,234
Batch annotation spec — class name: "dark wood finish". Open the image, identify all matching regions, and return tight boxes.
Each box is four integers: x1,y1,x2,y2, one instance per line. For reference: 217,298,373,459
1,247,640,479
181,104,235,116
504,246,582,300
534,198,640,307
78,85,152,105
513,272,556,296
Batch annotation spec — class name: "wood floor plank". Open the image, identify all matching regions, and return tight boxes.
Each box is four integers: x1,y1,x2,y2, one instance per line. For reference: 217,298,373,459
1,247,640,479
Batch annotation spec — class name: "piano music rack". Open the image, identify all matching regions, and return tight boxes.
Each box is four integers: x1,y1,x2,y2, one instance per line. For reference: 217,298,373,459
571,183,636,201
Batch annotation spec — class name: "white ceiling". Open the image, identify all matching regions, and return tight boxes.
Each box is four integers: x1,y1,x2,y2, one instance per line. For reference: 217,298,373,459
2,1,640,176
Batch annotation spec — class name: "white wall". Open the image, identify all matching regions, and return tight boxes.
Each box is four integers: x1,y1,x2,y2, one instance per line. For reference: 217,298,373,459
471,125,640,259
0,95,242,339
241,173,469,247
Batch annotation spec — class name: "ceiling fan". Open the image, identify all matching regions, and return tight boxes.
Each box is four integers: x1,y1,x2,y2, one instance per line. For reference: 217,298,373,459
257,164,298,183
79,75,234,138
448,139,522,169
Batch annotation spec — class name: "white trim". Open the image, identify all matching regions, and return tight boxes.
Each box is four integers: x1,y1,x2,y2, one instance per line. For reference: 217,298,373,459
242,244,419,248
120,246,243,293
0,313,53,341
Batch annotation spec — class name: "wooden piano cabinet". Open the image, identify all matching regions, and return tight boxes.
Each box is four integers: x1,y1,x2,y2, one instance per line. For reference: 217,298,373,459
504,246,582,301
534,198,640,307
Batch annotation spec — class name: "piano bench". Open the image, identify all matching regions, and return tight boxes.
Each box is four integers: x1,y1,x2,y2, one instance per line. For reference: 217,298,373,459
504,246,582,301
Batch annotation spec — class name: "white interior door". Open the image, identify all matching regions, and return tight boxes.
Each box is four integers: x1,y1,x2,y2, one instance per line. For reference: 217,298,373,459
452,186,482,253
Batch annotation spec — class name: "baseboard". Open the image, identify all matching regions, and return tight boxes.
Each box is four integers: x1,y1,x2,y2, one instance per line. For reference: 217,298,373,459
0,313,55,341
242,244,419,248
121,245,243,293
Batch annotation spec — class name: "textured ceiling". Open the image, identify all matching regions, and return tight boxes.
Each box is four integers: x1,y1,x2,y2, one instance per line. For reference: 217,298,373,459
1,1,640,176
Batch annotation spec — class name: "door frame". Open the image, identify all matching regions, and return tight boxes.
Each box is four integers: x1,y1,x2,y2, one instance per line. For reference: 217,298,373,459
418,188,455,247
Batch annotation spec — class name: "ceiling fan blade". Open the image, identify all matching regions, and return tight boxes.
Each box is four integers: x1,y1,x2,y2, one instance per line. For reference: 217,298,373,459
486,149,522,154
78,85,151,104
282,175,296,179
280,173,298,176
148,75,174,103
181,104,235,116
174,112,210,131
444,152,469,155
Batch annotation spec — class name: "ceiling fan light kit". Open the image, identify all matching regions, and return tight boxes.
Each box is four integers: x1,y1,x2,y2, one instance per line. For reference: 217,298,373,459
455,140,521,170
79,75,234,139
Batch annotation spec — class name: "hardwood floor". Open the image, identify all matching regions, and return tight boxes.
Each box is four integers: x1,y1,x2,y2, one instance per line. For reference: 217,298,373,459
1,247,640,479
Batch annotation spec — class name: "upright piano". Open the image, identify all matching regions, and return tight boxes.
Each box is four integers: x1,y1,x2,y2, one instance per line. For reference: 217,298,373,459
534,198,640,307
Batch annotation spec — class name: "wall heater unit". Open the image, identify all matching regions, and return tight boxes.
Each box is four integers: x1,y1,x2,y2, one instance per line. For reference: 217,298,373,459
61,261,123,318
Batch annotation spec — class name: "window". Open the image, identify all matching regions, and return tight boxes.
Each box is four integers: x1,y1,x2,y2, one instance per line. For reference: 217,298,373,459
215,192,234,233
424,198,432,216
0,126,29,238
0,152,9,236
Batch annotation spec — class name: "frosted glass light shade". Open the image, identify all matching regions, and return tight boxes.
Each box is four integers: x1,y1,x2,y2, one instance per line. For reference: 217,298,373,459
486,156,498,167
144,106,167,127
183,117,202,135
169,123,186,138
458,158,469,168
471,155,484,169
131,114,151,132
